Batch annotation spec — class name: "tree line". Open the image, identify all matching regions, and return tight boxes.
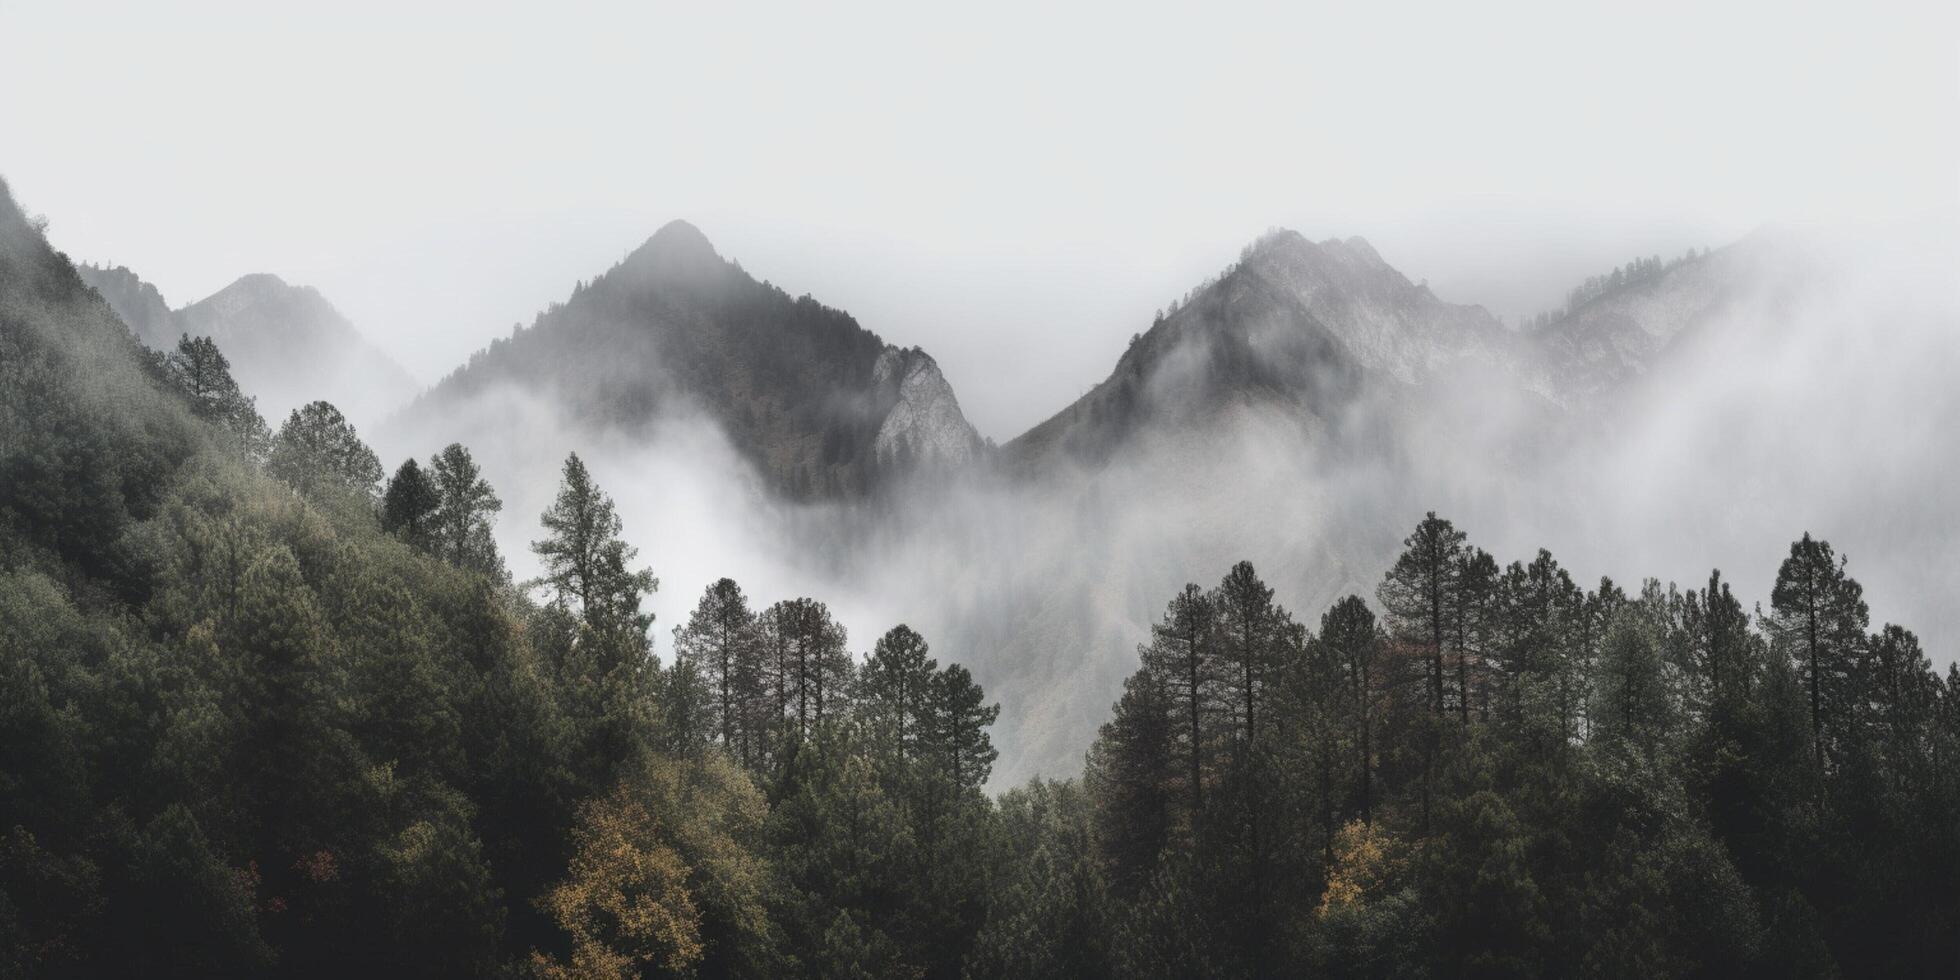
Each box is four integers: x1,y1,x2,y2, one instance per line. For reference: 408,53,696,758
1043,515,1958,976
1524,248,1705,330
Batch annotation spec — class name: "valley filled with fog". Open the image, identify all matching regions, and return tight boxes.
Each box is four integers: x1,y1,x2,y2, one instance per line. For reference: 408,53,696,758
360,220,1959,785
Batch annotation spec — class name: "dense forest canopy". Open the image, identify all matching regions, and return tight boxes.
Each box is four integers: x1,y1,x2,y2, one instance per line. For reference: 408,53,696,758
4,171,1957,978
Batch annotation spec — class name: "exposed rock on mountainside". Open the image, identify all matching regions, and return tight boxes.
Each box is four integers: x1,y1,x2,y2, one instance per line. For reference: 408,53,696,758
1526,237,1781,402
872,346,984,466
404,220,984,498
75,264,419,427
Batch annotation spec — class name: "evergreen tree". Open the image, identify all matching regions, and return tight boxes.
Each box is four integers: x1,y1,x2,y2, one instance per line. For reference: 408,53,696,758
428,442,504,578
1318,595,1380,825
267,400,384,501
1685,569,1754,711
1139,584,1218,824
165,333,269,458
929,664,1000,790
1378,513,1466,717
859,624,939,768
1593,596,1676,752
531,452,658,787
1212,560,1288,747
673,577,763,763
379,458,440,550
1452,548,1501,724
1767,533,1870,770
531,452,655,638
1085,671,1175,897
768,598,853,740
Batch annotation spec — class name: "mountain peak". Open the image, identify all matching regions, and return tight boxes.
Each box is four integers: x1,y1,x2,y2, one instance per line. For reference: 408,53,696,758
229,271,290,290
622,219,724,281
1329,235,1386,268
649,218,713,251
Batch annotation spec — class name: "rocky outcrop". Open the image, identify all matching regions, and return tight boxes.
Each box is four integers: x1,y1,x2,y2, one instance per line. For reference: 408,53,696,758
872,346,983,466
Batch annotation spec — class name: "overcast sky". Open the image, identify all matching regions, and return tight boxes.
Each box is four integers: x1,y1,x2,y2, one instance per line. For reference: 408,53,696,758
3,0,1954,439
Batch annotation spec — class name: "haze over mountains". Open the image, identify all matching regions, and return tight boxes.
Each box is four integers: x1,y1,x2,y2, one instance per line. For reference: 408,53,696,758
398,219,983,501
76,261,417,427
69,209,1959,784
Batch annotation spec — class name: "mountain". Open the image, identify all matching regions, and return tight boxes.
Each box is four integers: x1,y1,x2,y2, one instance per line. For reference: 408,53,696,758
950,225,1959,784
404,219,983,499
1526,235,1798,403
74,265,419,428
1004,231,1521,471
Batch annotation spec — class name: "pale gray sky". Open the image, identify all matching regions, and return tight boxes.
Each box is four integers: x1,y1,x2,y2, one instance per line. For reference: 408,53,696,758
3,0,1954,439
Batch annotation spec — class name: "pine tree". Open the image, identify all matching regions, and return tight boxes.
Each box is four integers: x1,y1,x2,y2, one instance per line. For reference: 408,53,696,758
267,400,384,501
1085,671,1175,896
1318,596,1379,825
1767,533,1870,770
673,578,763,763
767,598,852,740
531,452,655,638
1685,569,1754,711
1212,561,1288,747
1594,598,1675,752
929,664,999,790
531,452,659,786
380,458,440,550
1452,549,1501,724
428,442,504,578
1378,513,1466,717
165,333,268,458
859,624,938,768
1139,583,1218,821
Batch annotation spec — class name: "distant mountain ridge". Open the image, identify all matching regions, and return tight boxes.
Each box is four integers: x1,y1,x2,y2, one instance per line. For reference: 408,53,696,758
1003,230,1523,471
1002,227,1769,475
75,263,419,427
406,219,984,499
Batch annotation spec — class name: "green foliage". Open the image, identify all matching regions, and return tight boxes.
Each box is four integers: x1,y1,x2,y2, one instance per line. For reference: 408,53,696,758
267,400,385,503
1768,532,1871,771
532,452,655,637
1076,515,1959,978
428,442,504,578
380,457,440,550
165,333,271,460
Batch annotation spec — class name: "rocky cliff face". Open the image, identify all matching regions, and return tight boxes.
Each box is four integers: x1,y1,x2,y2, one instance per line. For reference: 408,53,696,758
872,346,983,466
1241,231,1514,384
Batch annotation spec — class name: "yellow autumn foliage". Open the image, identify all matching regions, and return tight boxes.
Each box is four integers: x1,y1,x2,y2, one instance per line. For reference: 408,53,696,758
1318,820,1402,919
533,788,704,980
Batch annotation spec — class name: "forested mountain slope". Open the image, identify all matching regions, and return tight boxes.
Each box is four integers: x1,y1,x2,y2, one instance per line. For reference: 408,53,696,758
1004,231,1519,470
402,220,983,500
1,173,1014,977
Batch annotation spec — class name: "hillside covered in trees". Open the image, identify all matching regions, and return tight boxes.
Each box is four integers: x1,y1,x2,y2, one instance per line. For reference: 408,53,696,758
6,163,1959,979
